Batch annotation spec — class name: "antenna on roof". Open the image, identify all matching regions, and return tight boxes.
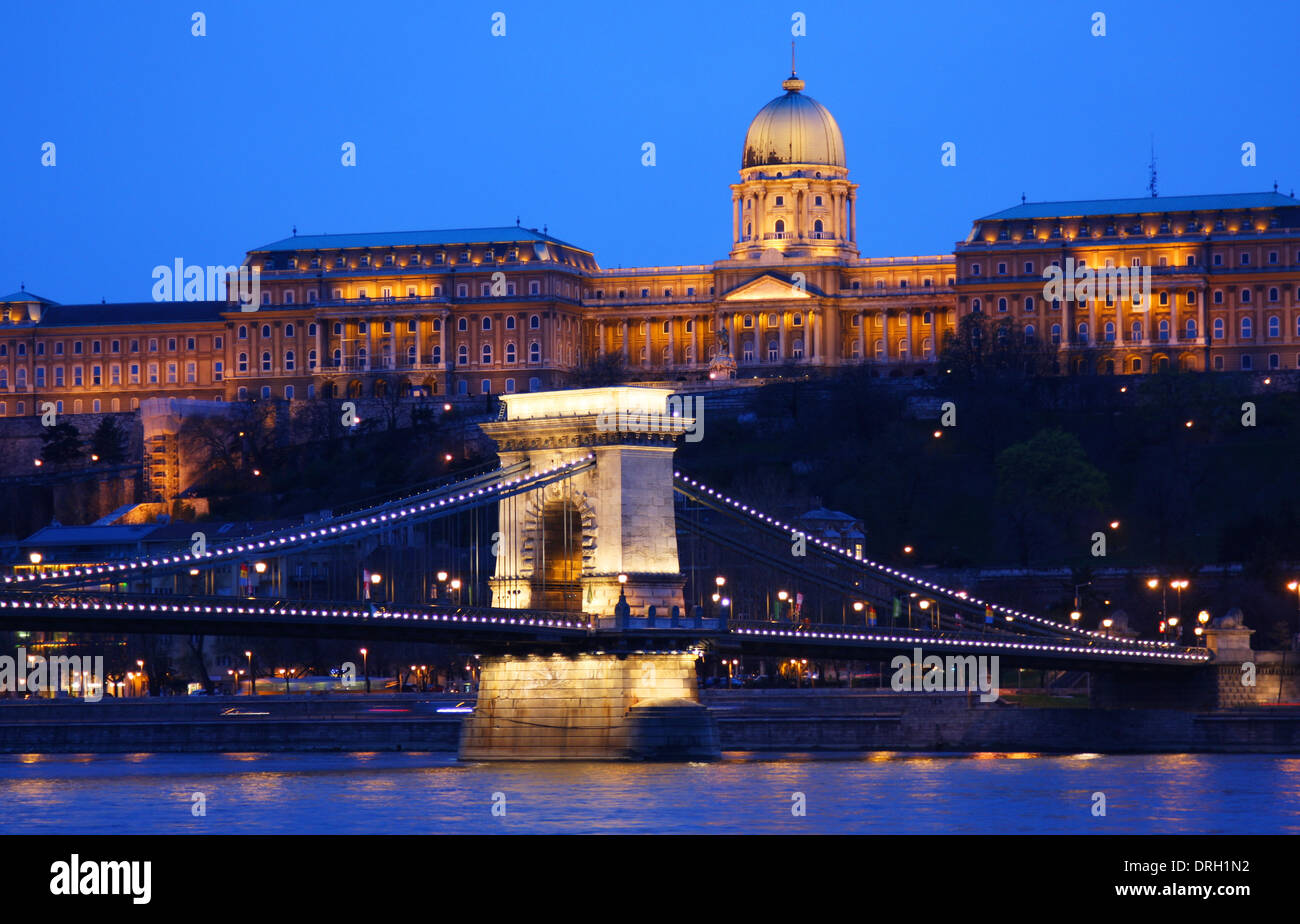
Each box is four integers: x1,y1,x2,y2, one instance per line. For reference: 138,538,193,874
19,283,24,291
1147,136,1157,198
543,224,548,235
1274,180,1279,193
1021,193,1026,204
292,225,297,237
791,39,796,76
516,216,520,227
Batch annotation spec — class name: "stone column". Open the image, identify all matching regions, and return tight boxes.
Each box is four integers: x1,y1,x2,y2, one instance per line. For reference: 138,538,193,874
388,318,397,370
848,191,856,243
414,316,423,371
880,311,889,362
667,317,675,368
731,193,740,244
642,317,651,368
314,321,323,372
857,312,866,362
778,312,787,362
622,319,630,363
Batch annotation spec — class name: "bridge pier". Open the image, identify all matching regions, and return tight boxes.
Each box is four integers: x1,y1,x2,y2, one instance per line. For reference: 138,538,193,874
459,652,720,761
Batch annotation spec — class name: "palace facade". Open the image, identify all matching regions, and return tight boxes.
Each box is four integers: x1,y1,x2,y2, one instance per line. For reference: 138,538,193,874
5,70,1300,417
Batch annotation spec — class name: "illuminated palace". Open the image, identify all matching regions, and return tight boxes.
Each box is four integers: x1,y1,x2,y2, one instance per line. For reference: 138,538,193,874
5,69,1300,417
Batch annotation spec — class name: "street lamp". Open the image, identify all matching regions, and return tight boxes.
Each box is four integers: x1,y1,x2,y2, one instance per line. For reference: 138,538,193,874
1170,579,1189,622
450,577,462,604
27,552,41,566
253,561,267,574
776,589,789,622
245,650,254,695
1147,578,1168,622
1167,615,1181,643
1101,617,1114,636
360,648,369,693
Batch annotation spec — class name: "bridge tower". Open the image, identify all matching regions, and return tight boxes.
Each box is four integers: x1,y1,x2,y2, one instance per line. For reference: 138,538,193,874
480,386,690,623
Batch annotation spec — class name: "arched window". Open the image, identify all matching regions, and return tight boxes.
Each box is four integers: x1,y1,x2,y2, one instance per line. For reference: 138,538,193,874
1104,321,1115,341
284,323,294,337
1077,322,1088,343
1050,324,1061,344
407,346,416,366
743,314,753,328
505,342,516,364
662,346,673,366
774,219,785,234
238,352,249,373
284,350,295,371
792,338,804,360
1157,319,1169,341
1268,315,1280,337
529,342,540,362
483,316,492,331
332,348,341,366
358,347,368,368
998,297,1008,313
813,219,823,233
874,339,884,359
431,345,442,365
457,318,468,332
971,298,982,313
921,337,933,358
1024,324,1035,343
457,345,469,364
768,340,779,361
284,385,294,399
261,324,271,338
506,316,516,330
238,325,248,339
1214,318,1225,340
1241,317,1253,338
482,343,492,363
1024,296,1034,312
530,315,540,329
1131,320,1143,341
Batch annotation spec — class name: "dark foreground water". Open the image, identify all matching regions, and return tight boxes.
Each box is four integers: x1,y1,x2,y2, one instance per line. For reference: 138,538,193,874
0,751,1296,834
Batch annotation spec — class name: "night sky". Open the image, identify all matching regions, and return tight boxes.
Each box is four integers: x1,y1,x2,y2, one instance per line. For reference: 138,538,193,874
3,0,1295,303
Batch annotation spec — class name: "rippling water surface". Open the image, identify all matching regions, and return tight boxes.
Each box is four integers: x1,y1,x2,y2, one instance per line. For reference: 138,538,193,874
0,751,1296,834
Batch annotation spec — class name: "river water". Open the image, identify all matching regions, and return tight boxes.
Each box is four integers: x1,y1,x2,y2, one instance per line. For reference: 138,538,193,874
0,751,1295,834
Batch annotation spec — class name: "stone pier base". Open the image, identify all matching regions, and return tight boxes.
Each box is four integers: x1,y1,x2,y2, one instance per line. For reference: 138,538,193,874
459,652,719,761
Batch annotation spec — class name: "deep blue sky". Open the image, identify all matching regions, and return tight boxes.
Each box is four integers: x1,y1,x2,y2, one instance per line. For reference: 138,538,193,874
3,0,1296,304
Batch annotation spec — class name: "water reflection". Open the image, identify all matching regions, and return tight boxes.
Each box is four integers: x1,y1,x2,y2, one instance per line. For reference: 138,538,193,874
0,752,1293,835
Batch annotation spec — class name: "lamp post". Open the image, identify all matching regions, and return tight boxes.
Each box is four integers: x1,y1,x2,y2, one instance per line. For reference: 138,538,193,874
918,598,931,630
1170,579,1189,623
436,571,449,604
776,590,789,623
226,668,244,695
449,578,462,605
1196,610,1210,646
1101,617,1114,637
245,650,254,695
360,647,369,693
1147,577,1167,622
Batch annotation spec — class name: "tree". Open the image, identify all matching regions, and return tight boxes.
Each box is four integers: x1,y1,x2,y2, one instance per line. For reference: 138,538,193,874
89,417,127,464
995,428,1109,565
572,350,627,386
940,313,1052,384
39,422,84,466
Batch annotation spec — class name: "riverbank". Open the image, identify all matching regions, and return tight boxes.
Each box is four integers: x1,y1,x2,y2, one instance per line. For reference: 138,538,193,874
0,690,1297,754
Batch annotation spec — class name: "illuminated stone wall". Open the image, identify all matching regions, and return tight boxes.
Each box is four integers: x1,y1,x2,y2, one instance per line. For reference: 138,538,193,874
460,652,717,760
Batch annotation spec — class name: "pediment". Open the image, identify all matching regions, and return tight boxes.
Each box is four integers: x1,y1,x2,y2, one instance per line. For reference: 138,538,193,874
722,274,814,302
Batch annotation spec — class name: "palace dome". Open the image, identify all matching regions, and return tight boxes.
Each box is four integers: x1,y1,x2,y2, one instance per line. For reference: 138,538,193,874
741,75,846,169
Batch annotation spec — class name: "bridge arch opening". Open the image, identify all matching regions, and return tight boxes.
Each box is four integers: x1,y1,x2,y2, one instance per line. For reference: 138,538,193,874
535,497,584,612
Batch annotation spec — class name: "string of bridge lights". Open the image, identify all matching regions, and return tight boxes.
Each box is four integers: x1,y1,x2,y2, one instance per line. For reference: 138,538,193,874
5,455,595,587
0,596,589,632
729,626,1210,663
674,471,1179,652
